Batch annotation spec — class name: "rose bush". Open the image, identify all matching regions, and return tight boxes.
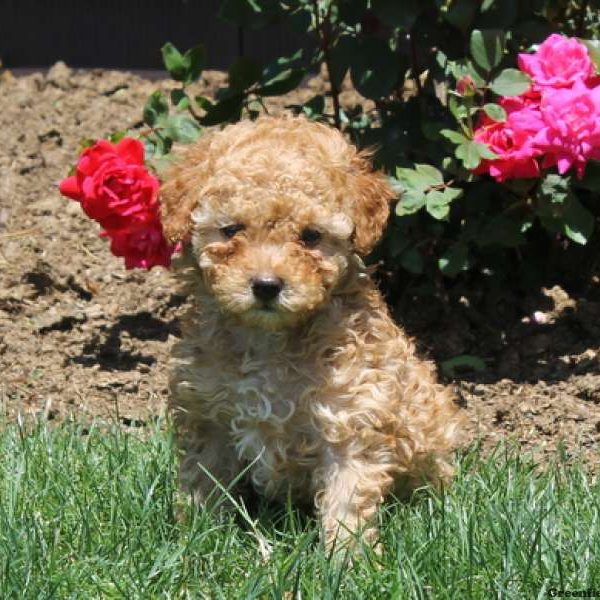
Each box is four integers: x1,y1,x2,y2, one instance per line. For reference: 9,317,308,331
60,0,600,305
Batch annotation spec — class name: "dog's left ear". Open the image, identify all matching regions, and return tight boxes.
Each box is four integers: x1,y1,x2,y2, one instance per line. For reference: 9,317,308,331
350,154,396,255
160,136,214,243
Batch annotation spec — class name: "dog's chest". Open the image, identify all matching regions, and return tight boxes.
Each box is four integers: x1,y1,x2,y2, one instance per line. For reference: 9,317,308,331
223,332,323,494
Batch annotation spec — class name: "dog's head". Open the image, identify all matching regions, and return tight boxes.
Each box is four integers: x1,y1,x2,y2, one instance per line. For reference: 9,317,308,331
160,116,394,330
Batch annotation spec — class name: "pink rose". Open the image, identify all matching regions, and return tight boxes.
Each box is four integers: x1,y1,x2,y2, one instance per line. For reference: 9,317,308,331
473,99,545,181
534,80,600,178
518,34,595,90
59,138,159,230
103,220,176,270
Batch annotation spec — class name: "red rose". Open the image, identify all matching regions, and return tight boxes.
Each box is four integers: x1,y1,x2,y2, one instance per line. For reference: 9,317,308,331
59,137,177,269
103,220,176,270
59,138,159,230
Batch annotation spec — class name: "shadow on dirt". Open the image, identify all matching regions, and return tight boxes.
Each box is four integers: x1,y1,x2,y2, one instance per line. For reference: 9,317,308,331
70,311,181,371
397,286,600,387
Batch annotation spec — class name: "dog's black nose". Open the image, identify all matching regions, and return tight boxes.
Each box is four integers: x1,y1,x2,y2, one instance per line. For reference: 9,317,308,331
251,277,284,302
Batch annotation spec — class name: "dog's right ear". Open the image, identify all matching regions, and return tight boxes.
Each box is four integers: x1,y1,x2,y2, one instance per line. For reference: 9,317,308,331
160,136,213,243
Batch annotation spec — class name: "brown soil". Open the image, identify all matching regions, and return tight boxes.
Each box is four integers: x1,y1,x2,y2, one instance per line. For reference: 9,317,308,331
1,64,599,461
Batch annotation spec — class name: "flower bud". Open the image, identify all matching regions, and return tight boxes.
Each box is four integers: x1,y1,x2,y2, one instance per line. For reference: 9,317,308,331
456,75,476,97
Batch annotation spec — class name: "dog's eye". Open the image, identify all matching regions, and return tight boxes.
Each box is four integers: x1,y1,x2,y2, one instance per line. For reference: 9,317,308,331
220,224,245,239
300,228,322,247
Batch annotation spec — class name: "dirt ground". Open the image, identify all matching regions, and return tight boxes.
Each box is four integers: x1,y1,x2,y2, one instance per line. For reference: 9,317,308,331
1,64,600,462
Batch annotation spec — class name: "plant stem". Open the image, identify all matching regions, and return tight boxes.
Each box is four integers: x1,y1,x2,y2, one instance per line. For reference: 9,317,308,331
313,0,342,130
254,94,271,115
576,0,589,37
409,32,423,96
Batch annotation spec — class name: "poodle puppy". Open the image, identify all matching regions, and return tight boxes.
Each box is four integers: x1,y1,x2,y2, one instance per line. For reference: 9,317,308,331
160,116,463,548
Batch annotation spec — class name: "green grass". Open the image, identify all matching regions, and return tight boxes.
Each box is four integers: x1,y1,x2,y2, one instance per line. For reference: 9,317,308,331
0,421,599,599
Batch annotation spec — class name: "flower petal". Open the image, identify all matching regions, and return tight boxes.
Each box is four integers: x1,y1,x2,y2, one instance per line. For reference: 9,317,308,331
115,138,145,165
58,176,82,200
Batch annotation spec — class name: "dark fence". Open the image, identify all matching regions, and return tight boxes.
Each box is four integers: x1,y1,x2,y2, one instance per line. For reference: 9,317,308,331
0,0,312,70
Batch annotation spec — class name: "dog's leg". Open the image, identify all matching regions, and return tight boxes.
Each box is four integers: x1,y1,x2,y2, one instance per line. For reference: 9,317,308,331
314,451,393,550
178,430,242,509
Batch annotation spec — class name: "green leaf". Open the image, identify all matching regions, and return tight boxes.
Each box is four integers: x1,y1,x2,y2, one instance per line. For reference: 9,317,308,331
396,189,427,216
399,246,424,274
259,52,305,96
442,187,464,202
440,129,470,145
171,89,190,111
109,130,127,144
144,131,172,158
483,103,507,122
470,29,506,71
478,145,498,160
478,0,518,29
442,0,478,32
537,176,595,244
329,36,358,90
576,161,600,192
183,45,207,83
257,68,305,96
387,234,410,258
415,164,444,186
350,37,399,100
395,164,444,194
426,191,451,220
438,242,469,277
490,69,531,96
441,355,486,377
477,215,527,247
219,0,280,28
161,43,187,80
395,168,425,191
455,141,497,170
448,59,486,87
337,0,368,25
580,39,600,71
539,173,570,206
228,57,262,91
198,95,244,126
563,196,594,245
448,95,468,121
521,220,533,233
371,0,423,29
164,115,201,144
262,49,303,78
288,7,312,33
143,91,169,126
299,95,325,118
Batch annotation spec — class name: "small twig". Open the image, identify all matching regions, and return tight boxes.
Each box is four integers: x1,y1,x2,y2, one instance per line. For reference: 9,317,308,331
79,242,99,261
0,228,39,240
